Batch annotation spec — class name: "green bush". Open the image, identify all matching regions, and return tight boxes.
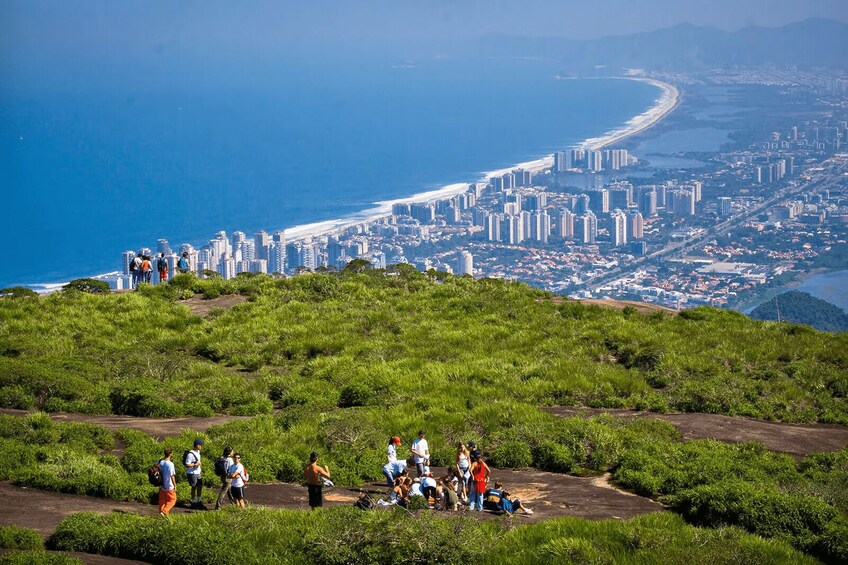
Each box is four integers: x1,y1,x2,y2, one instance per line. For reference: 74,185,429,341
489,441,533,468
0,526,43,550
0,552,81,565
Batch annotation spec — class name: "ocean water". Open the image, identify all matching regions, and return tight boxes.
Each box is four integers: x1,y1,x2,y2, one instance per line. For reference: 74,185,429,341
789,270,848,312
0,59,658,287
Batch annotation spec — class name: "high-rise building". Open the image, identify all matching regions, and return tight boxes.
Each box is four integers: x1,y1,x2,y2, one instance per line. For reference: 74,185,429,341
672,190,696,217
520,210,532,240
530,210,551,243
525,193,547,211
502,214,524,244
516,169,533,187
611,209,628,247
558,209,575,238
587,150,603,172
640,190,658,217
577,211,597,244
456,251,474,276
718,197,732,217
554,151,566,172
411,203,436,223
231,231,246,251
573,194,590,214
627,210,644,240
588,189,610,214
485,214,502,242
157,239,171,255
254,231,271,261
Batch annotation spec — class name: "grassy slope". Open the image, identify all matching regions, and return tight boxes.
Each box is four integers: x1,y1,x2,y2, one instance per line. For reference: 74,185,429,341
1,269,847,562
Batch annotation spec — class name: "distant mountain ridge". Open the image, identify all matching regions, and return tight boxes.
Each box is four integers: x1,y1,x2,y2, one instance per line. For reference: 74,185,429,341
477,18,848,70
749,290,848,332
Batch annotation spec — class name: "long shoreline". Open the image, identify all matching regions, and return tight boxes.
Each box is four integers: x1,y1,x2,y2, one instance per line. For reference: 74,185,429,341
284,77,679,243
23,77,680,291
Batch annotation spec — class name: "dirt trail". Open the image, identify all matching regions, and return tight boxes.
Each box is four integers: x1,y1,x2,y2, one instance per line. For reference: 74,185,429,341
181,294,249,317
540,296,674,315
544,407,848,457
0,409,248,437
0,463,662,541
0,549,149,565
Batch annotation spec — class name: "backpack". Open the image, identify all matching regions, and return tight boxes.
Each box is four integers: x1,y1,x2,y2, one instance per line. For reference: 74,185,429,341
148,462,163,486
214,457,228,478
157,258,167,271
183,450,195,467
354,493,375,510
129,258,138,272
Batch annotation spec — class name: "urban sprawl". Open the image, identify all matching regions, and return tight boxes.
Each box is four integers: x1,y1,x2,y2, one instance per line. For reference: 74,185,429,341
113,69,848,310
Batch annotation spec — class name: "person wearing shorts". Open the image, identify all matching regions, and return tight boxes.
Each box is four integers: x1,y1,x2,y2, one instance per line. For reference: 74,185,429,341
228,453,249,508
185,439,204,508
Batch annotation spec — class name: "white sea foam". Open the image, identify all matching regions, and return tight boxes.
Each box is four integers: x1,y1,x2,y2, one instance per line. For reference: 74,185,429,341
27,78,679,290
281,77,679,242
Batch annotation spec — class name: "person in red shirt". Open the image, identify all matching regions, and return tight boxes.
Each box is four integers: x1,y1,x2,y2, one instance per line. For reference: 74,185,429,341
469,455,490,511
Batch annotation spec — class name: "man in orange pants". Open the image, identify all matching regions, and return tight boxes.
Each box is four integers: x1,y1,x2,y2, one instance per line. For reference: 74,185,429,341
158,448,177,517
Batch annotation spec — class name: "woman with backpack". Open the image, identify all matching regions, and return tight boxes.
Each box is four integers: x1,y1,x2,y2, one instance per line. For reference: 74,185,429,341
228,453,249,508
215,446,235,510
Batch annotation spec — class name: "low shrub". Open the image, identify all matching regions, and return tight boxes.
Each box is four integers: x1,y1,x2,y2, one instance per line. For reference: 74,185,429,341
489,441,533,468
0,526,43,550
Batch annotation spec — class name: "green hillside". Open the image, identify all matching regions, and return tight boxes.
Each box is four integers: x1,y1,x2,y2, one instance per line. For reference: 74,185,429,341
0,268,847,563
750,290,848,332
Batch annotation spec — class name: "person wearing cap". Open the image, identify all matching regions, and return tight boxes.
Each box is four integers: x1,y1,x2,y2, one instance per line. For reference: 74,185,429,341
411,430,430,477
185,439,204,508
468,440,482,461
304,452,331,509
382,436,406,486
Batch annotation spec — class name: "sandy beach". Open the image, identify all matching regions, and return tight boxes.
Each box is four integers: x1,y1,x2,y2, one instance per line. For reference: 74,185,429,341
281,77,679,243
31,77,680,290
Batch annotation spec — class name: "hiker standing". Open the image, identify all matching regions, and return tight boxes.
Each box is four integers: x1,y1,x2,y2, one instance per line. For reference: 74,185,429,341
140,255,153,284
184,439,205,508
382,436,403,486
304,451,331,510
469,455,490,511
129,254,142,289
228,453,249,508
455,442,471,503
158,448,177,517
156,253,169,284
411,430,430,477
177,252,190,274
215,445,236,509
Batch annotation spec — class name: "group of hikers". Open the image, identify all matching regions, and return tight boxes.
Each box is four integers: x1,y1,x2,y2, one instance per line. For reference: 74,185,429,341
128,251,191,289
151,432,530,518
374,430,532,516
151,440,331,517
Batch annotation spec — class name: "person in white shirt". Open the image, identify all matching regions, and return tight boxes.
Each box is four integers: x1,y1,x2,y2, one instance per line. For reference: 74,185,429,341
382,436,403,486
420,472,438,501
228,453,249,508
158,448,177,517
410,430,430,477
184,439,204,508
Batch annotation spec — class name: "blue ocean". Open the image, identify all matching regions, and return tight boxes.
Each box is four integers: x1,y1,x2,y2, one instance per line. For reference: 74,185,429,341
0,58,658,288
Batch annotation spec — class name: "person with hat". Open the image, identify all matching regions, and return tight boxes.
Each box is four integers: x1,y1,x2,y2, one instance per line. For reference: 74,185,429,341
420,470,438,502
382,436,406,486
184,439,205,508
304,452,331,510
